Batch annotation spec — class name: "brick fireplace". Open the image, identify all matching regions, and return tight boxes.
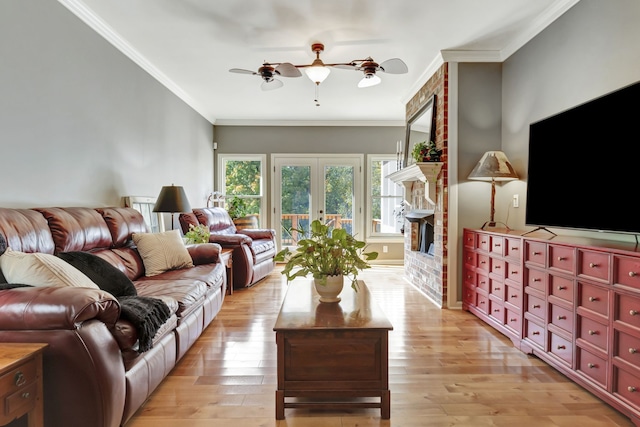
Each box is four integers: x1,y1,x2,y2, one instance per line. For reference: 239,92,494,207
400,64,448,308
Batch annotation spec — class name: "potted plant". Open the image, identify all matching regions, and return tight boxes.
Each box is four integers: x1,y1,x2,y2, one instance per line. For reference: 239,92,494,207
226,196,259,229
183,223,209,244
411,140,442,162
274,220,378,303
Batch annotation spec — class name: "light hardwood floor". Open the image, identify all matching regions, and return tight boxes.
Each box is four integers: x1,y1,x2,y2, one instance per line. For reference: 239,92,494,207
126,266,635,427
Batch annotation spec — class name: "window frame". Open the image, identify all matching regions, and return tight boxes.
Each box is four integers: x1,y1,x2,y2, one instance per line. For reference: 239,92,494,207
217,154,267,221
366,154,404,242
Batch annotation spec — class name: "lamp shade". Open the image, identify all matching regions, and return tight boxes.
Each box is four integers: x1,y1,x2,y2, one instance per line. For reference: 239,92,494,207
467,151,518,181
153,185,191,213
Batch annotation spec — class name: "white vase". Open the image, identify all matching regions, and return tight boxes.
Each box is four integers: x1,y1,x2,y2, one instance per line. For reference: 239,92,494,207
314,275,344,303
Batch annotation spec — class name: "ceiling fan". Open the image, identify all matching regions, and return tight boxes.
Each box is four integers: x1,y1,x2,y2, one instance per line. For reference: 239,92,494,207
229,42,408,92
229,62,302,91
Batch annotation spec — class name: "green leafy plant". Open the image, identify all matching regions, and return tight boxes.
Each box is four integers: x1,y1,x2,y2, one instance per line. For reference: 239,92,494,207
184,223,209,244
274,219,378,291
226,196,250,219
411,140,442,162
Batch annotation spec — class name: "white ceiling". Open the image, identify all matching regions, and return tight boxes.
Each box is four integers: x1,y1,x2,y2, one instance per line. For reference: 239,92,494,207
59,0,580,126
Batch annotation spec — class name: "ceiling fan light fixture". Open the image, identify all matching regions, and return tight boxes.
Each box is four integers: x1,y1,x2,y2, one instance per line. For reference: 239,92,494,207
358,73,381,88
305,65,330,84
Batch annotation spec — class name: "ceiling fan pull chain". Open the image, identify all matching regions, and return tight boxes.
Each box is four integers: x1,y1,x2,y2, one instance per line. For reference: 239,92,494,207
314,82,320,106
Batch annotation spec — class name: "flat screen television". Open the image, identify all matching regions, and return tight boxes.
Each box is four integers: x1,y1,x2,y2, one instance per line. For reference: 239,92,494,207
526,80,640,235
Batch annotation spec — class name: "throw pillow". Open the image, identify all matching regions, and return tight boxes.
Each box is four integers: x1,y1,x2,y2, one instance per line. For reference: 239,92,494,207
132,229,193,277
0,248,99,289
57,251,137,297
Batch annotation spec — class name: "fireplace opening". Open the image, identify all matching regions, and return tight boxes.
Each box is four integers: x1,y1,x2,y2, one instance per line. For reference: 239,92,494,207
405,210,435,255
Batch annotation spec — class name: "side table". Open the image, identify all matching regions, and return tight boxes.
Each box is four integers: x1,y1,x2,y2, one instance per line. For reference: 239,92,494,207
0,343,47,427
219,248,233,295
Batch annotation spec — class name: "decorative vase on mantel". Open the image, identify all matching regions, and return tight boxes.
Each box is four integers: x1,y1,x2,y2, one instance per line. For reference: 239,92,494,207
314,275,344,303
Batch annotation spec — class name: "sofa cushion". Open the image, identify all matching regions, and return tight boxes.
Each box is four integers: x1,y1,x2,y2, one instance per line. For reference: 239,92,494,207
132,230,194,276
0,208,56,254
0,248,99,289
35,207,113,253
134,278,207,318
57,251,138,297
97,207,149,248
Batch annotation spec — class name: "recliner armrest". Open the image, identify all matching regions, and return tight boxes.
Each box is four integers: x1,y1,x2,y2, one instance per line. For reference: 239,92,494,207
240,228,276,240
209,233,252,247
186,242,221,265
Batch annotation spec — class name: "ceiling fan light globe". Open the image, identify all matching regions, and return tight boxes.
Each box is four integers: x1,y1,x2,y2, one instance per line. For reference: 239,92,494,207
305,66,330,84
358,74,381,88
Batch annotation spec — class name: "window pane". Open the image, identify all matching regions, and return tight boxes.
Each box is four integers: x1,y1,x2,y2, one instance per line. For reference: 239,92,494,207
369,158,403,236
225,160,261,196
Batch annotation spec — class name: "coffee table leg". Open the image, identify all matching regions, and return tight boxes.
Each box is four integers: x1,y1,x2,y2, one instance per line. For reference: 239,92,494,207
381,390,390,419
276,390,285,419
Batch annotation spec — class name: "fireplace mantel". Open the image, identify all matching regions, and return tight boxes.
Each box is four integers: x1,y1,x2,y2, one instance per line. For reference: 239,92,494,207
387,162,443,206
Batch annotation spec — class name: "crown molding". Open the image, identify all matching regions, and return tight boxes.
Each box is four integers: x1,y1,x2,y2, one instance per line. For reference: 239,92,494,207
57,0,217,124
214,119,405,127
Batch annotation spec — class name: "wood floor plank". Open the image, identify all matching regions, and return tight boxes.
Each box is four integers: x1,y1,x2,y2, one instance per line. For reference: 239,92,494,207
125,266,635,426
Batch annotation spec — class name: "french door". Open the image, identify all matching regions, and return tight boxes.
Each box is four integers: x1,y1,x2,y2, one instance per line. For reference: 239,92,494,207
272,155,363,251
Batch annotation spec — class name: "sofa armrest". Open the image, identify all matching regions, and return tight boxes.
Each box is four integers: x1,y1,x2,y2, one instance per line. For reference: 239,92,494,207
240,228,276,240
0,286,120,330
186,242,221,265
209,233,252,246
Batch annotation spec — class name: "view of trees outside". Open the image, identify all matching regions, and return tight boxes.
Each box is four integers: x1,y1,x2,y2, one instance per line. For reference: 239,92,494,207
224,160,262,216
371,159,403,234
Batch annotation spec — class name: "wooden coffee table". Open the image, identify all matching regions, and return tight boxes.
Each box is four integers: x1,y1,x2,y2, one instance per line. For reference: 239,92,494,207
273,280,393,419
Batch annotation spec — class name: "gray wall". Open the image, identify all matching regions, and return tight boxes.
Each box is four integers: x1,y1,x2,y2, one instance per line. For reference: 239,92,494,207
0,0,214,229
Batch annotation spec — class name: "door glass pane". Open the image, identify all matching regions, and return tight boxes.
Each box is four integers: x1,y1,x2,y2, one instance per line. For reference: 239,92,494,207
280,165,311,246
324,165,354,235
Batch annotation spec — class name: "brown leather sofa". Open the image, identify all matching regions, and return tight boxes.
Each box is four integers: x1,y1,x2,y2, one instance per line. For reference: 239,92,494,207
0,206,225,427
179,207,276,289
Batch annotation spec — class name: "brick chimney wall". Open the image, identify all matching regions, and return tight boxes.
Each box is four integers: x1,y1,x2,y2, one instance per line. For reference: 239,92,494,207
404,63,449,308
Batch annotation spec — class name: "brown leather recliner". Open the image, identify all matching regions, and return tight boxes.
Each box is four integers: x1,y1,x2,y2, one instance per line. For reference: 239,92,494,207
179,207,276,289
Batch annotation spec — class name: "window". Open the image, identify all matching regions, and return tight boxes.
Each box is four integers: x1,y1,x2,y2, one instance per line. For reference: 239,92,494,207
367,155,404,239
217,154,266,225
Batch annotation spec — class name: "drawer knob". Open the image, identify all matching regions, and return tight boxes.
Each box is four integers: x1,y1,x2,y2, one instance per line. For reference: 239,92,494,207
630,271,638,278
532,331,540,335
533,278,541,282
511,247,518,251
494,287,501,291
557,345,566,350
557,285,566,290
494,309,500,313
629,386,637,393
587,363,596,369
480,281,486,285
589,262,599,268
557,315,566,320
511,270,518,275
495,265,501,269
588,296,599,302
631,310,639,316
14,371,26,387
588,330,597,336
510,318,517,322
630,348,637,354
557,256,566,261
481,261,487,264
21,392,30,399
495,243,501,247
480,300,486,304
511,294,518,299
533,304,541,309
533,251,541,256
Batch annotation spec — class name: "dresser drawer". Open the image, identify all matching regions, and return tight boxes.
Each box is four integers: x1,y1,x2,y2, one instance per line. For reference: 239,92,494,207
477,233,490,252
476,272,489,293
505,283,522,309
616,293,640,331
614,255,640,289
577,346,608,389
463,249,476,268
463,230,476,249
526,293,546,321
463,285,476,307
525,241,546,267
490,258,505,277
505,262,522,283
549,332,573,366
476,293,489,314
489,278,504,300
488,299,504,324
477,254,490,272
505,307,522,335
525,318,545,349
613,366,640,409
549,245,575,274
5,380,37,420
504,237,522,261
550,304,573,335
525,268,547,293
615,330,640,366
490,236,504,256
578,249,611,283
549,275,574,304
578,282,610,319
578,315,608,352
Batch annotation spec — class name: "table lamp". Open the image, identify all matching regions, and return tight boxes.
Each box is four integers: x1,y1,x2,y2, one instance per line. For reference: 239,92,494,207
467,151,518,229
153,184,191,230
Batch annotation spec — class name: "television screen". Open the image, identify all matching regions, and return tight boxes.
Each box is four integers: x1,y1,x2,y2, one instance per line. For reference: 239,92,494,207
525,80,640,235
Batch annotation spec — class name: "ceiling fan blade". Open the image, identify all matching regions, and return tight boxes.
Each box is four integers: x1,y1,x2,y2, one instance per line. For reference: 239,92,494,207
229,68,258,75
275,63,301,78
379,58,408,74
261,79,284,91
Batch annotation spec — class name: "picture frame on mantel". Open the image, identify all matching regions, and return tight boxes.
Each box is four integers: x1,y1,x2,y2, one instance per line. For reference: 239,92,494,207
404,94,437,167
